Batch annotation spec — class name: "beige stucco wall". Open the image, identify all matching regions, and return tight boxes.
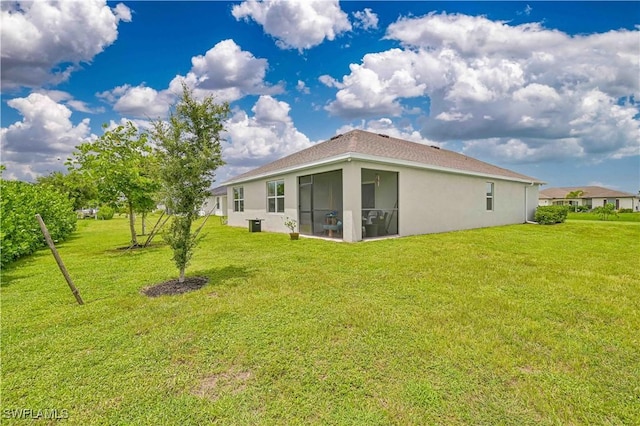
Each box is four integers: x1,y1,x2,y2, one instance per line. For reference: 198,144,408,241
385,163,536,236
201,195,227,217
227,159,539,241
227,162,348,235
592,197,638,210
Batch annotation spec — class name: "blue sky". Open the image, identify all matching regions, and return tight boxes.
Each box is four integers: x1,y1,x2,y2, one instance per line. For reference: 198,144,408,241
1,1,639,194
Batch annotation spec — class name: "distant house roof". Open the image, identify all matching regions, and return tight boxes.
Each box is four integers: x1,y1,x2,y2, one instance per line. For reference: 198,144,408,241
210,185,227,196
224,130,543,185
539,186,637,199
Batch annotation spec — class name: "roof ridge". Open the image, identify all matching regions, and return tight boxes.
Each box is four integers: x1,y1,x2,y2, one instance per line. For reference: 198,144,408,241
224,128,543,184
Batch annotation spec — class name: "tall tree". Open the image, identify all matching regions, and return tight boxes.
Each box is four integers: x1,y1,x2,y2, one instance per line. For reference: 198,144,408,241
152,84,229,282
68,122,159,246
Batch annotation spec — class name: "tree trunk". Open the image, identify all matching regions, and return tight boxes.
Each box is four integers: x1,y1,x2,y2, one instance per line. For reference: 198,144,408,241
141,212,147,235
179,267,185,283
128,201,138,246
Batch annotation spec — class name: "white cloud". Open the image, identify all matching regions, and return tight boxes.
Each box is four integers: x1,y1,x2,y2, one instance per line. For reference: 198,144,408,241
296,80,310,94
172,39,283,102
325,49,428,118
1,0,131,89
112,85,173,119
66,100,98,114
102,118,155,137
97,84,164,118
435,111,473,122
1,93,93,181
222,96,313,171
177,39,276,96
353,8,378,30
99,40,280,118
232,0,351,51
319,75,343,89
112,2,132,22
336,118,441,147
518,5,533,16
462,137,585,164
33,89,97,113
324,12,639,163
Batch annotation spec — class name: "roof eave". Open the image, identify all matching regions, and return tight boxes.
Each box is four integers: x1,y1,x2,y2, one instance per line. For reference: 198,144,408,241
222,154,352,185
350,153,545,185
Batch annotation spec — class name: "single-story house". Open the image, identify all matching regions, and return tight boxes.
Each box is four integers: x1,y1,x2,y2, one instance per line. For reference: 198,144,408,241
223,130,544,242
200,185,228,217
539,186,639,210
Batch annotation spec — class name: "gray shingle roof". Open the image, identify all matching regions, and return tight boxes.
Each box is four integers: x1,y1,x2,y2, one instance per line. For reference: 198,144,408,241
225,130,542,184
539,186,637,199
210,185,227,196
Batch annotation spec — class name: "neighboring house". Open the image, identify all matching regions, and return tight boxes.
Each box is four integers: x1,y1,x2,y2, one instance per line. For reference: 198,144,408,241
539,186,639,210
201,185,228,217
223,130,544,242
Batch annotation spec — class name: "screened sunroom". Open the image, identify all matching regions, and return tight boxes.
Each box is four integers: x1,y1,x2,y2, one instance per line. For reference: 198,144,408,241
298,170,343,239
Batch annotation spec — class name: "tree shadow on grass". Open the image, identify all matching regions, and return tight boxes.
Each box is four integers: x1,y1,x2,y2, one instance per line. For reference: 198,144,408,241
0,249,54,287
141,265,252,297
101,241,169,259
0,228,88,287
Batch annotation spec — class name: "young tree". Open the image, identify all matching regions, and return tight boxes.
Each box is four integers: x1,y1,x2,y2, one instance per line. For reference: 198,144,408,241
152,84,229,282
69,122,159,246
593,203,617,221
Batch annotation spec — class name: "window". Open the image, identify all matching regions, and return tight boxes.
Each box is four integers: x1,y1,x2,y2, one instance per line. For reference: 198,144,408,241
486,182,494,211
215,197,220,210
233,187,244,212
267,180,284,213
585,198,593,209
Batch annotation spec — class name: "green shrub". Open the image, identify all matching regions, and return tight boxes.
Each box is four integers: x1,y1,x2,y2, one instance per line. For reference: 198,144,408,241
618,208,633,214
535,205,569,224
96,205,115,220
1,179,77,266
593,203,618,221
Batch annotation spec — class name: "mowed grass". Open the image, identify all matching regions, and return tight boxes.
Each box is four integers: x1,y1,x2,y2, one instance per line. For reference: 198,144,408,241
568,211,640,222
1,217,639,425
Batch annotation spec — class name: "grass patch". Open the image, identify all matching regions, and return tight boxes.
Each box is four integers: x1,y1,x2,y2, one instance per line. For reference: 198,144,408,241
2,217,639,424
567,212,640,222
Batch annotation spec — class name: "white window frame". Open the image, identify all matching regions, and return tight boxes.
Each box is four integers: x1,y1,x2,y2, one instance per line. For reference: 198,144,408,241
267,179,285,213
233,187,244,212
486,182,494,211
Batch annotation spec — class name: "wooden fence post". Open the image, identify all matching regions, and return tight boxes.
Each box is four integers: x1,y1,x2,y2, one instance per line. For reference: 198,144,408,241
35,214,84,305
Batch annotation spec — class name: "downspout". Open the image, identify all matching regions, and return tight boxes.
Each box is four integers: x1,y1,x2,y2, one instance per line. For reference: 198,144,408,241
525,182,538,224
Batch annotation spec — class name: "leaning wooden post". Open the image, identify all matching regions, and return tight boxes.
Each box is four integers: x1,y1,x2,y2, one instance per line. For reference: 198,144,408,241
35,214,84,305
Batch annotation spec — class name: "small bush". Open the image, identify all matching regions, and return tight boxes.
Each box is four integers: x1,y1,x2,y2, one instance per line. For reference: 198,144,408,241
618,208,633,213
535,205,569,224
593,203,618,221
97,205,115,220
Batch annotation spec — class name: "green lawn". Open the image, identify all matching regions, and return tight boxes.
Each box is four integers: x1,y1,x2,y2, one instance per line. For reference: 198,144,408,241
1,217,639,425
567,211,640,222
